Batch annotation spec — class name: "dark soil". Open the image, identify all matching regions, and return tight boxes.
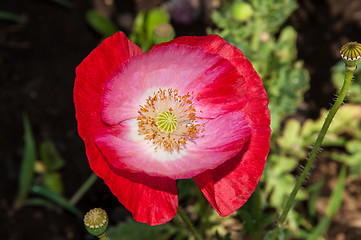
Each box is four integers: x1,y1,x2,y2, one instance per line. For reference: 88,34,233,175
0,0,361,239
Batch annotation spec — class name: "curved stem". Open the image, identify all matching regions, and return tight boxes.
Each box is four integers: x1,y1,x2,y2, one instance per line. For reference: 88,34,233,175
177,206,203,240
69,173,98,206
270,66,355,239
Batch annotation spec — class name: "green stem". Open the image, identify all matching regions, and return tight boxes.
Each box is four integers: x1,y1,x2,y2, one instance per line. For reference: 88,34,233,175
97,232,109,240
253,185,261,240
177,206,203,240
270,66,356,239
69,173,98,206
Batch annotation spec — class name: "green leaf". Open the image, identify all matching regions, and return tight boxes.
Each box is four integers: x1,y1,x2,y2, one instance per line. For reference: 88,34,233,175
276,26,297,63
145,9,170,42
307,166,346,240
307,179,324,219
215,231,231,240
40,140,64,171
25,197,55,209
30,185,82,218
107,218,182,240
42,172,63,195
0,10,26,23
86,10,118,37
14,114,37,209
51,0,74,9
277,119,303,156
130,11,147,43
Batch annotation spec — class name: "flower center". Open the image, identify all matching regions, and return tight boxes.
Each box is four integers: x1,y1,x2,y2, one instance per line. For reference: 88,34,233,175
137,88,201,152
157,111,177,133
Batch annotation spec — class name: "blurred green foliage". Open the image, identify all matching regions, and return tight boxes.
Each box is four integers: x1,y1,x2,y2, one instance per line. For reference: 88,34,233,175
85,7,174,52
209,0,309,133
107,217,188,240
15,1,357,238
130,8,174,51
86,10,118,37
0,10,27,23
86,0,354,239
208,0,355,239
15,116,81,216
14,114,36,209
210,0,311,237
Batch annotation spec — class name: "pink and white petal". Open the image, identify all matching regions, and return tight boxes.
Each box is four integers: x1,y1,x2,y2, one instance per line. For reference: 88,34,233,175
152,35,269,123
95,110,251,179
152,35,270,215
75,33,179,225
100,43,244,125
175,111,251,178
92,146,178,225
74,31,143,141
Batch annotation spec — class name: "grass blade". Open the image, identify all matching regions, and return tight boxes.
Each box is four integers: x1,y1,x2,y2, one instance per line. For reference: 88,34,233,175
14,114,37,209
0,10,26,23
307,165,346,240
30,185,82,218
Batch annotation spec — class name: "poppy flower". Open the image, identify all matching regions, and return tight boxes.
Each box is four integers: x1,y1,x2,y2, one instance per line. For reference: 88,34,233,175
74,32,270,225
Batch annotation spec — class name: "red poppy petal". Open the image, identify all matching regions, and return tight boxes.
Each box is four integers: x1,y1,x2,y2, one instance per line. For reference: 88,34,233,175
74,32,178,225
155,35,270,215
193,132,268,216
93,154,178,225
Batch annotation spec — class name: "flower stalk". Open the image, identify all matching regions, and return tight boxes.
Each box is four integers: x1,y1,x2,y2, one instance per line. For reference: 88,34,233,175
69,172,98,206
270,42,360,239
177,206,204,240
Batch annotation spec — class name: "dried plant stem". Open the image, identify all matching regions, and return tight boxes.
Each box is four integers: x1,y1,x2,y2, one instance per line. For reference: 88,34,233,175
270,65,356,240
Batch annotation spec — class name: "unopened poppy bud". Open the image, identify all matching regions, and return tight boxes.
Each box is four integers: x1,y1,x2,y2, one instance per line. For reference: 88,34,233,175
84,208,109,237
232,2,253,22
340,42,361,69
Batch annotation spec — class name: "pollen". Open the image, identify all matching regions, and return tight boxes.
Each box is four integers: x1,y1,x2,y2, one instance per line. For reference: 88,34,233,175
137,88,200,152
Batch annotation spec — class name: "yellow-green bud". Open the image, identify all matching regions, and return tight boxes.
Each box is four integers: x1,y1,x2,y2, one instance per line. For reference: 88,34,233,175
84,208,109,237
232,2,253,22
340,42,361,69
153,23,175,44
